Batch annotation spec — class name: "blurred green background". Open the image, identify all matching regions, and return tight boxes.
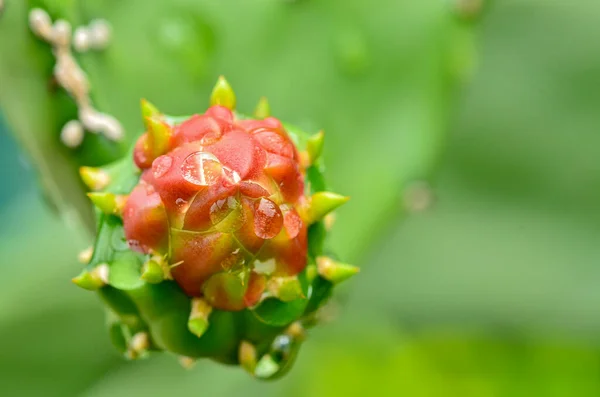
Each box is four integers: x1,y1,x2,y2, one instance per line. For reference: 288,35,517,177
2,0,600,396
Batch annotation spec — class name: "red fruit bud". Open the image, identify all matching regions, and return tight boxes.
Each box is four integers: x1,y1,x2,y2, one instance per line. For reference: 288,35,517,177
122,105,309,309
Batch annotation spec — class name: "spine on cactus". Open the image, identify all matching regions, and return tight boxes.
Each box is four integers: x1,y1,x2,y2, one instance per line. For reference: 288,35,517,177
73,76,357,379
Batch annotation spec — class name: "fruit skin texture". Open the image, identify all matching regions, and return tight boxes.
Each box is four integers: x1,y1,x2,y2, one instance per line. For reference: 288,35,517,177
73,77,356,380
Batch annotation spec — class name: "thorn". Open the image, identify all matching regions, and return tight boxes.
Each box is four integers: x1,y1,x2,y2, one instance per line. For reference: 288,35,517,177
304,192,349,224
140,259,165,284
210,75,236,110
72,263,109,290
239,341,258,375
316,256,359,284
253,97,271,119
87,192,127,216
145,116,172,156
169,260,184,269
267,275,305,302
306,130,325,165
140,98,161,123
78,246,93,264
188,298,212,338
179,356,197,369
79,166,110,191
127,332,150,359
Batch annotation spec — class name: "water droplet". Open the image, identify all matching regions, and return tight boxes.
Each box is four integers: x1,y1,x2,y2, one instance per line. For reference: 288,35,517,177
210,195,245,232
254,198,283,239
222,167,241,186
181,151,222,186
271,334,292,362
152,155,173,178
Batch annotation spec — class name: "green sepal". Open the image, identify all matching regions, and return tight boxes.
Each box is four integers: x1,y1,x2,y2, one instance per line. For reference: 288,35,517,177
251,271,309,327
210,76,236,110
306,130,324,165
253,97,271,119
108,251,144,290
307,191,349,224
140,260,165,284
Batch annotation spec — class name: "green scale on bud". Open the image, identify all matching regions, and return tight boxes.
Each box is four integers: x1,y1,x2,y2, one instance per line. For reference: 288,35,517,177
73,77,357,379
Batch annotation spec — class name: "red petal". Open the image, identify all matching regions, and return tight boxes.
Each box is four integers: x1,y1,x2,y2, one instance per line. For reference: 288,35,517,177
205,129,255,180
170,231,236,296
252,128,295,158
123,184,169,253
171,114,224,147
205,105,234,123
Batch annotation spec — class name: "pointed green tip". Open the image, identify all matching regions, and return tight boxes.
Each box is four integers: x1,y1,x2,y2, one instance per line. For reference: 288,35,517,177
268,276,305,302
87,192,126,215
317,256,359,284
79,166,110,191
145,116,171,156
188,317,209,338
141,98,160,122
306,130,325,165
140,260,165,284
254,355,280,379
72,264,109,290
254,96,271,119
307,191,350,223
210,75,236,110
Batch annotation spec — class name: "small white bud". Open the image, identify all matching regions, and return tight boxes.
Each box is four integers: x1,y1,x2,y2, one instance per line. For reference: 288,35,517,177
89,19,111,49
29,8,53,40
73,27,91,52
52,19,72,47
60,120,84,148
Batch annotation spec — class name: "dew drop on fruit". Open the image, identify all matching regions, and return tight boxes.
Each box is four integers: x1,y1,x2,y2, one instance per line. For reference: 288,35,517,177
223,167,241,186
181,151,222,186
152,155,173,178
283,207,302,239
254,198,283,239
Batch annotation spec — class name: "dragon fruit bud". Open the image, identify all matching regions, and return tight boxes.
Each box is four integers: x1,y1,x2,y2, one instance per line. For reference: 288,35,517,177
74,76,354,379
